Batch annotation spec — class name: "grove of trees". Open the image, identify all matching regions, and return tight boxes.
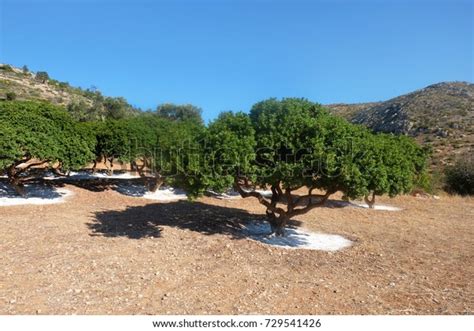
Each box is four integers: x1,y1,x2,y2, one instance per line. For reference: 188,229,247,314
0,98,430,236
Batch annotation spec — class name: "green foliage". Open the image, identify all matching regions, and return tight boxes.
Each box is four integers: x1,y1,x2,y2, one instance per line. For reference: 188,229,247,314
186,111,256,196
103,97,136,120
67,100,93,122
445,153,474,195
35,71,49,83
198,98,428,212
353,133,429,198
22,65,29,74
66,96,138,122
0,101,95,175
0,123,23,171
6,91,16,100
156,103,204,124
88,113,205,189
0,64,14,72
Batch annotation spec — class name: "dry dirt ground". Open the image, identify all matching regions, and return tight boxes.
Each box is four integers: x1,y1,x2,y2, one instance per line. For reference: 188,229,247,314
0,181,473,315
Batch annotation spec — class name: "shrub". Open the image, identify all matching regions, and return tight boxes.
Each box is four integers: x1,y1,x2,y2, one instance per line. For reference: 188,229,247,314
0,64,14,72
35,71,49,83
445,153,474,195
6,91,16,100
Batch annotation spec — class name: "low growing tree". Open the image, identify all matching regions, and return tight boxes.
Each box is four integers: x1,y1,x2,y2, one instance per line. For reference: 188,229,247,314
197,98,427,235
351,133,429,208
0,101,95,195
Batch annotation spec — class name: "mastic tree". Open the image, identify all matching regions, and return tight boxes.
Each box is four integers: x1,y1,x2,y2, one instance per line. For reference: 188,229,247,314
89,113,204,192
89,119,136,175
179,111,256,198
350,132,429,208
199,98,428,235
0,101,95,195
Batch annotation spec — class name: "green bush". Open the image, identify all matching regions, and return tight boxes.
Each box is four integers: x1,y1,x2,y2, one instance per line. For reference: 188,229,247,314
6,91,16,100
0,64,14,72
445,153,474,195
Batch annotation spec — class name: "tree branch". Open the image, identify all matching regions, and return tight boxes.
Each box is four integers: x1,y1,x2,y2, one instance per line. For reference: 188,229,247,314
289,189,334,217
234,177,286,216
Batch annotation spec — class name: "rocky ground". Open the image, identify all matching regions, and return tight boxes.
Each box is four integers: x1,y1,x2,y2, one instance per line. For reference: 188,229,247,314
0,182,473,314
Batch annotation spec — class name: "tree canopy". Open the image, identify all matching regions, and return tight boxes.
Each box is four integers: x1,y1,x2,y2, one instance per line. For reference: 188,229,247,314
196,98,428,235
0,100,95,194
156,103,204,124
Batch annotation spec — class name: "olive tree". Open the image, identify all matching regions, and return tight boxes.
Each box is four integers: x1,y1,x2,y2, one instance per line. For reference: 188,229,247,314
0,101,95,195
156,103,204,124
35,71,49,83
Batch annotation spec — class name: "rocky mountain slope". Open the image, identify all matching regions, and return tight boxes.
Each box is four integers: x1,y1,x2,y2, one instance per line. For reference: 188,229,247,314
326,82,473,166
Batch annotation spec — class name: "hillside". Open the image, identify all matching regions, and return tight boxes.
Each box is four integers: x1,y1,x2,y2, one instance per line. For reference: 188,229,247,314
326,82,474,166
325,102,382,119
0,64,140,121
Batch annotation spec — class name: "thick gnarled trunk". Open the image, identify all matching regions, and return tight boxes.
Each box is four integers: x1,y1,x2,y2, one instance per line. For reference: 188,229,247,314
267,213,289,237
5,158,50,197
8,176,26,197
134,158,164,192
234,177,334,237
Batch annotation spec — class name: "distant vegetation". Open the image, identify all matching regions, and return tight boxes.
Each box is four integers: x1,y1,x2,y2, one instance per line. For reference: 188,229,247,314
0,64,140,121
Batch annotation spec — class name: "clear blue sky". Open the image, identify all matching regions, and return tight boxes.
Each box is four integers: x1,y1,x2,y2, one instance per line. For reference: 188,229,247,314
1,0,472,122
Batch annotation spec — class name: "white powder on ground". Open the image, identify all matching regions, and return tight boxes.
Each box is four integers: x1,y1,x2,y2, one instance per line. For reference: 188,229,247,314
210,188,273,199
115,183,187,201
326,199,402,211
241,220,352,251
0,183,73,206
207,190,241,199
351,202,402,211
141,187,187,201
67,171,140,180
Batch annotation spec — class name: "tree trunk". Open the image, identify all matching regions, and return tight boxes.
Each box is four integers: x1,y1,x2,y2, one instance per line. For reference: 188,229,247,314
52,163,67,177
148,176,163,192
364,192,376,209
267,213,289,237
107,157,114,176
130,160,137,173
7,168,26,197
92,159,98,174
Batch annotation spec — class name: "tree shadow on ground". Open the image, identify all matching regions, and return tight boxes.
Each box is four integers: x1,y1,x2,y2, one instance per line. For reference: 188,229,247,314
0,179,65,199
88,201,302,240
